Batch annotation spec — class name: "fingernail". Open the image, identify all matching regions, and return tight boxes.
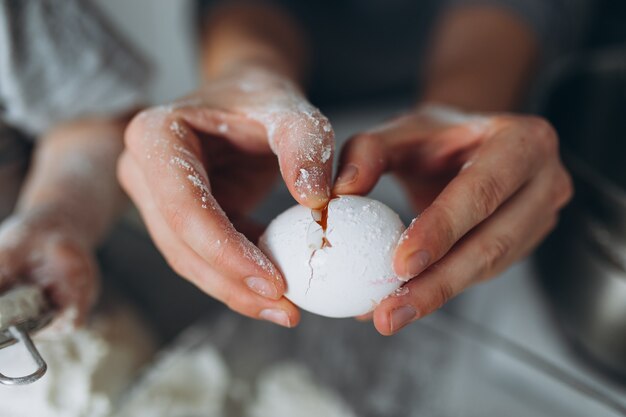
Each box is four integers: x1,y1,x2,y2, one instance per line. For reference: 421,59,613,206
390,305,416,333
295,167,330,207
245,276,279,300
400,250,431,280
335,164,358,188
260,309,291,327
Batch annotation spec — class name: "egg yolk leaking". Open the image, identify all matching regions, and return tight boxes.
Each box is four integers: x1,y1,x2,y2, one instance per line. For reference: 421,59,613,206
305,197,339,293
312,195,340,248
316,202,331,248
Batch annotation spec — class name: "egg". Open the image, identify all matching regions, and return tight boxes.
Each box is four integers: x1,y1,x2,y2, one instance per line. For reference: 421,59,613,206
259,195,405,318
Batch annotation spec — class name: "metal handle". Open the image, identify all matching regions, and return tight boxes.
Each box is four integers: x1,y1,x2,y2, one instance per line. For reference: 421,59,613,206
0,325,47,385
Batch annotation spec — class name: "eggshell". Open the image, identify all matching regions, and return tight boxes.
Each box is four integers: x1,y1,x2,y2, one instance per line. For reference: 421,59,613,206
259,195,405,318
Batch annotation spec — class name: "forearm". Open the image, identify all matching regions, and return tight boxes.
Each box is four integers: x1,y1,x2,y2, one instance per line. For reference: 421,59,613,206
199,2,308,85
422,5,539,112
16,117,129,248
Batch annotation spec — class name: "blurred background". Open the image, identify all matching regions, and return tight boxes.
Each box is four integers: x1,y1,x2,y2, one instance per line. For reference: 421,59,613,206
96,0,626,413
2,1,624,416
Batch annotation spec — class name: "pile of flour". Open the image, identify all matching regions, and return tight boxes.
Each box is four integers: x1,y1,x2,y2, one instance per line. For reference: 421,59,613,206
0,304,155,417
246,363,357,417
116,347,356,417
0,312,356,417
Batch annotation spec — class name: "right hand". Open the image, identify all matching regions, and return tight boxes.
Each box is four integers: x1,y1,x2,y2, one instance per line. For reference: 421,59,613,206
118,67,335,328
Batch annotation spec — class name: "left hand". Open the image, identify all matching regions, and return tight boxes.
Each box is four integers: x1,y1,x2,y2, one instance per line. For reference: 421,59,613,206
334,105,573,335
0,208,99,332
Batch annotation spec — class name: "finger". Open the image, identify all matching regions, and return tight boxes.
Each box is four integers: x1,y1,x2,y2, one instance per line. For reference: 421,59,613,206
333,113,483,196
0,250,21,291
374,214,556,336
333,132,388,196
393,121,555,279
176,102,335,209
268,107,334,209
125,109,285,286
374,168,569,335
332,115,424,196
118,151,301,327
0,222,27,290
29,239,99,328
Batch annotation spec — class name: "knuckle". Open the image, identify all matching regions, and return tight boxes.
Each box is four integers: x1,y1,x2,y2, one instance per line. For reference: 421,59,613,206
527,117,559,155
125,107,179,150
344,133,380,157
433,281,455,310
481,234,514,275
527,116,555,136
429,202,460,252
353,132,380,146
553,170,574,209
470,175,506,219
204,241,228,267
125,109,158,149
163,203,189,236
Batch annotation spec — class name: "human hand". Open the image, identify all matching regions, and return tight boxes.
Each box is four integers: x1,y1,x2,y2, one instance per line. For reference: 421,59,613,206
335,105,573,335
118,67,334,327
0,208,99,332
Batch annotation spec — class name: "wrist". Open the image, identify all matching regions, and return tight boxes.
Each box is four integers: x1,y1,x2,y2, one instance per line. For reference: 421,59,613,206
209,58,304,92
421,76,503,113
205,63,306,99
200,3,308,88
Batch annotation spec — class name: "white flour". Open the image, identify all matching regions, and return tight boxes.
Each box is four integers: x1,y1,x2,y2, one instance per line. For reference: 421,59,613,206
115,347,356,417
115,347,230,417
0,286,46,329
0,304,154,417
0,303,355,417
245,362,356,417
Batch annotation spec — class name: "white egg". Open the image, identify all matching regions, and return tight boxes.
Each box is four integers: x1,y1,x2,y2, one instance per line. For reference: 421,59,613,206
259,195,405,318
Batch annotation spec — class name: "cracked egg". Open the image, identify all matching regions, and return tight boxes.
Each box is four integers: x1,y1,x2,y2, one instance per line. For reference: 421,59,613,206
259,195,405,318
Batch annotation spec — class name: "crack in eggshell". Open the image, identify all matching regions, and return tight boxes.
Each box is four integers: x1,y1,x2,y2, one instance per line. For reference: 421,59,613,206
259,196,405,318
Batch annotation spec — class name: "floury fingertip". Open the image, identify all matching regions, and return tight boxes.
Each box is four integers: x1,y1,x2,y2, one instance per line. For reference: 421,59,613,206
294,166,331,208
396,250,431,281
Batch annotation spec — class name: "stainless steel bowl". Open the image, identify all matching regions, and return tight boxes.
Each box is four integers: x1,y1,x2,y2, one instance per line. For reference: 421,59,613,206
536,159,626,378
535,47,626,380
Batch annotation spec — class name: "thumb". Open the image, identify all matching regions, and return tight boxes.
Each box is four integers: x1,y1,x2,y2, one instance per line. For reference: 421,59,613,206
264,104,335,209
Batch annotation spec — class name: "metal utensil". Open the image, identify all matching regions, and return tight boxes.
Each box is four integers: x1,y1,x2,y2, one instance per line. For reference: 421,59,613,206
0,285,52,385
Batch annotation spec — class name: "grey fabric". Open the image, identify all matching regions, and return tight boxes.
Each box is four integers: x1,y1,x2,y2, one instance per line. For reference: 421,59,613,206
0,0,151,136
